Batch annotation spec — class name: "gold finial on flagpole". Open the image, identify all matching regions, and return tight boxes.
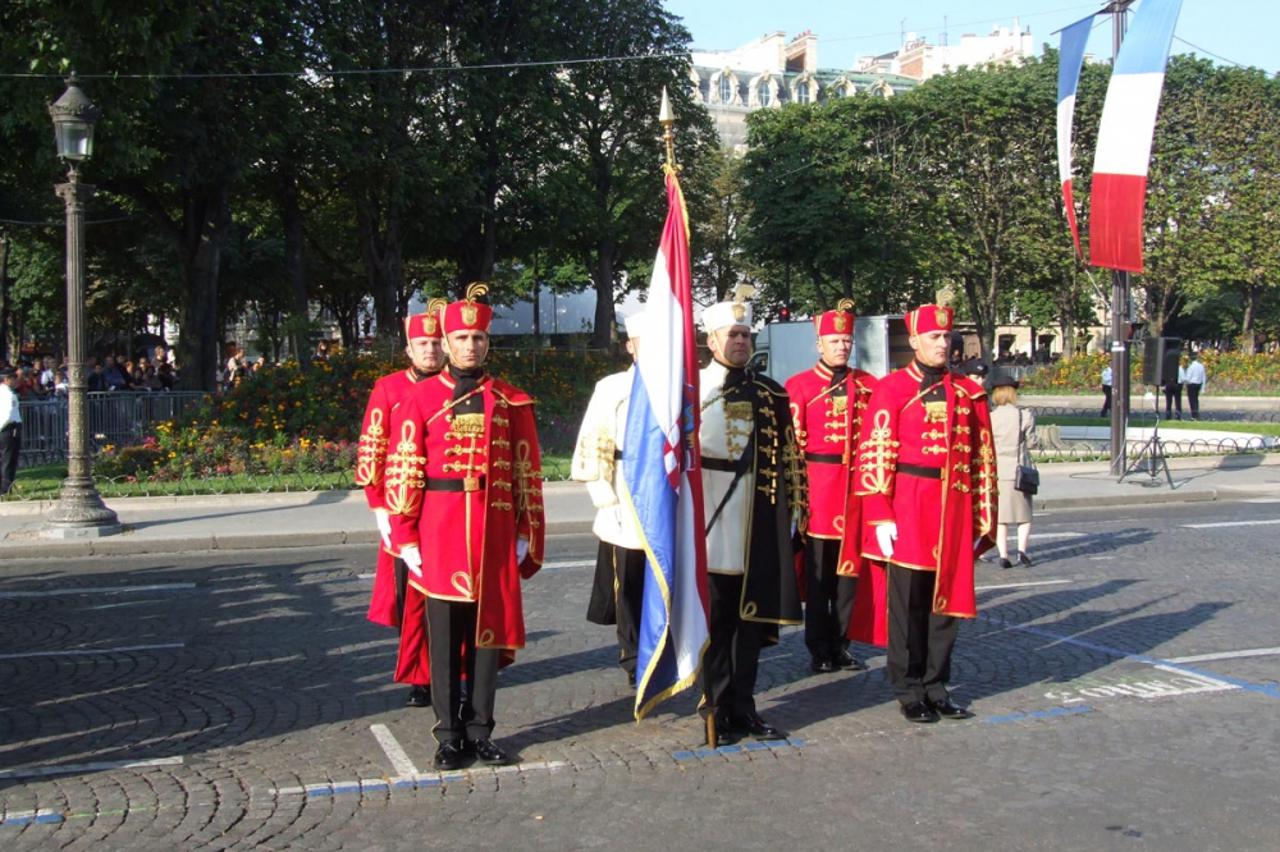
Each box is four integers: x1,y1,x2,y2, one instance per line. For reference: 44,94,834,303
659,86,677,170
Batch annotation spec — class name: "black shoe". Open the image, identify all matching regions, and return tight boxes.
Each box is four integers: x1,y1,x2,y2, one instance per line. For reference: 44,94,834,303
835,649,867,671
810,657,837,674
433,739,467,770
1017,552,1033,567
405,685,430,707
901,700,939,724
730,713,785,740
999,558,1013,569
931,697,974,720
470,737,511,766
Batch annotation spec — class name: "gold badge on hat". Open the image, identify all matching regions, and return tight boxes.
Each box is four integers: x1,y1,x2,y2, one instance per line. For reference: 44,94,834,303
935,308,948,327
732,304,746,322
834,315,849,332
462,282,488,327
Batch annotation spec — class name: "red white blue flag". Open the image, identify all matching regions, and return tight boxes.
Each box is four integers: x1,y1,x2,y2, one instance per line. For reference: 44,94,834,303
1090,0,1184,273
1056,13,1096,256
622,168,710,720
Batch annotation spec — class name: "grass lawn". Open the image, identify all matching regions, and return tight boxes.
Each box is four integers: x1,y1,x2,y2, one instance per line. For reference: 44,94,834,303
5,453,578,502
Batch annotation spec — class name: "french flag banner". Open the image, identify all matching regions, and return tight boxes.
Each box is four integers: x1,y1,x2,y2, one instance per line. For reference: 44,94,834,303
1089,0,1184,273
1056,13,1096,256
621,168,710,720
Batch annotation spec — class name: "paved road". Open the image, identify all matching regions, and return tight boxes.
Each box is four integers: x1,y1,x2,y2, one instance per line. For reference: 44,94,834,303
2,499,1279,850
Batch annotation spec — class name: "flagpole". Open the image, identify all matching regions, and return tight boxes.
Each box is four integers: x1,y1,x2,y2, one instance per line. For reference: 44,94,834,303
659,86,677,171
1106,0,1135,478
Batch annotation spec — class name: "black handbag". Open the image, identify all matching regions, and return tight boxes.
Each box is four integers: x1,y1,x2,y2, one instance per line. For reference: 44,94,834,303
1014,408,1039,495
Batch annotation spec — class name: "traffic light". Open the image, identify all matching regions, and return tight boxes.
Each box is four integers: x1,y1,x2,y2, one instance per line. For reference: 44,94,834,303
779,306,791,321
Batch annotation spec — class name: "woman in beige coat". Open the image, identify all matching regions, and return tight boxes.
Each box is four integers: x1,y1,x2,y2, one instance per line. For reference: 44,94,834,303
989,374,1038,568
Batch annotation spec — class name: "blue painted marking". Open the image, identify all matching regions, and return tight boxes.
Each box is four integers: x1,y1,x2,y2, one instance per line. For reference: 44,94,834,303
715,744,743,755
763,739,789,749
743,741,771,752
440,773,467,783
34,813,65,824
331,783,361,795
671,750,695,761
417,777,442,787
786,738,807,748
981,614,1280,700
360,780,390,791
692,748,717,759
983,705,1094,725
392,779,416,790
305,787,334,798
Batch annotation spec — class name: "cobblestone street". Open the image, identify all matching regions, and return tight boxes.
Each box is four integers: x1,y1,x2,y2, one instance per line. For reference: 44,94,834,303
3,499,1279,850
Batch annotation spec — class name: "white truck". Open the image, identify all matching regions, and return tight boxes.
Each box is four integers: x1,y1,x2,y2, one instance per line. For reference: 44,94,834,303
749,315,912,382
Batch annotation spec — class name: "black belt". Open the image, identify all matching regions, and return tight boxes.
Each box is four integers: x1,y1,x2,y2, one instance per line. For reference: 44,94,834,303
898,463,942,480
424,476,485,492
804,452,843,465
0,422,17,432
613,449,623,459
700,456,738,472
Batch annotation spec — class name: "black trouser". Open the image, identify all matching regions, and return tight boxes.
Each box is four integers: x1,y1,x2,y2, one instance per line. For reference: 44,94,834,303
1100,385,1112,417
426,597,499,742
1185,382,1201,419
703,572,764,720
886,564,958,706
610,544,646,677
0,424,19,495
803,538,857,662
1164,382,1182,419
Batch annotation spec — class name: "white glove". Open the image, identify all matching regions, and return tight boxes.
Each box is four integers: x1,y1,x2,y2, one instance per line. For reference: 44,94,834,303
516,537,529,564
373,508,392,549
400,545,423,579
875,523,898,559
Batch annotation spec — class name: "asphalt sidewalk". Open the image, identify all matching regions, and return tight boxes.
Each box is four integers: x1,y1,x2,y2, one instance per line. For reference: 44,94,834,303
2,454,1279,561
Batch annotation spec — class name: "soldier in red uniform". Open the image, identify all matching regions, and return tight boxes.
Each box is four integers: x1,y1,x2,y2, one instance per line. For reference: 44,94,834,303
385,283,545,770
850,304,996,724
785,300,876,674
355,300,447,707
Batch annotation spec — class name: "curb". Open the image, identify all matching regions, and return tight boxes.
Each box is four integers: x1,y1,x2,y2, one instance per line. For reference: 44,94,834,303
0,520,598,561
1036,488,1219,512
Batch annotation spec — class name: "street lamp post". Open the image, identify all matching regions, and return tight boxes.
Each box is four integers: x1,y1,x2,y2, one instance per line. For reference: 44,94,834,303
43,73,120,538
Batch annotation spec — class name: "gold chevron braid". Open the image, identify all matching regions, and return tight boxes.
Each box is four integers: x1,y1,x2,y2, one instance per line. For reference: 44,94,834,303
857,409,898,495
354,408,388,487
384,420,426,516
975,427,997,536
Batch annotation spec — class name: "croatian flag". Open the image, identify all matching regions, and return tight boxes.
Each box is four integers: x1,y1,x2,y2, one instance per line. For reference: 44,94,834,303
622,168,710,720
1090,0,1184,273
1056,13,1095,256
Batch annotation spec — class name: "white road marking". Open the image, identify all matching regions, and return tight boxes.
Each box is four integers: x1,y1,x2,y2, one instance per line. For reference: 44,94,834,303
0,583,196,599
0,642,185,661
357,572,376,579
369,724,419,777
1182,519,1280,529
271,760,572,797
976,579,1072,592
1044,669,1238,705
0,756,184,780
1027,532,1087,540
540,559,596,570
1165,646,1280,664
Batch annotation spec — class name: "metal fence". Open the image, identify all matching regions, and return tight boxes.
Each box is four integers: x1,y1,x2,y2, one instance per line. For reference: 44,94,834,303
16,392,206,468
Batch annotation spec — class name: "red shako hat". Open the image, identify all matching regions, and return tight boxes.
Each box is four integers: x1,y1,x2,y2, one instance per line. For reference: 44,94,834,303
404,298,447,341
816,299,856,336
906,304,954,336
442,283,493,336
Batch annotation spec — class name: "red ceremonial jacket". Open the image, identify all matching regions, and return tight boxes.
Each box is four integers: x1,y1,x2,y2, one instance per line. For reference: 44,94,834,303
355,368,427,628
385,370,545,651
846,361,997,644
785,362,876,577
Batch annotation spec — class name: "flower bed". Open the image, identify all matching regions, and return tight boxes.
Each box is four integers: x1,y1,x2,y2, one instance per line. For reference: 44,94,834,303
93,348,627,482
1021,351,1280,394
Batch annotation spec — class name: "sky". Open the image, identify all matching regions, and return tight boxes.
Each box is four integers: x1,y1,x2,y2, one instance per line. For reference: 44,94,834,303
663,0,1277,75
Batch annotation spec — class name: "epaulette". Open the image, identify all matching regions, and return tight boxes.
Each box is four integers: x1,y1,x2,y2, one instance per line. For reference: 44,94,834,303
491,377,536,407
750,372,789,397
